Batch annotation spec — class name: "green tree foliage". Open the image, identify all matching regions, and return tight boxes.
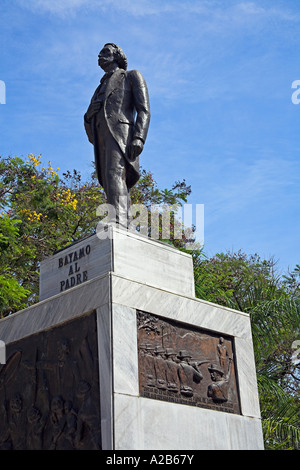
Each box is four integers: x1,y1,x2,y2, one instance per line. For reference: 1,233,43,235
193,250,300,450
0,154,191,317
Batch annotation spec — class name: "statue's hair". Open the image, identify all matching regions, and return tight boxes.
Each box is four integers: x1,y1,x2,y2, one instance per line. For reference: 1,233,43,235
104,43,128,70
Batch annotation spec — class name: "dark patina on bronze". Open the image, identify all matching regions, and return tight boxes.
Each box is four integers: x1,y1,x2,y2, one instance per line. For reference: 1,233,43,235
0,312,101,450
137,311,241,414
84,43,150,227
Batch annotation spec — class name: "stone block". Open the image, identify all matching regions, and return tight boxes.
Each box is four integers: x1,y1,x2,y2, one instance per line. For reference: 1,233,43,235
39,226,195,301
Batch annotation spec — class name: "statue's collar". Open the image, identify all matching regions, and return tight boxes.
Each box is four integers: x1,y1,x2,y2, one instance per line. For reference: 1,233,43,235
100,66,120,85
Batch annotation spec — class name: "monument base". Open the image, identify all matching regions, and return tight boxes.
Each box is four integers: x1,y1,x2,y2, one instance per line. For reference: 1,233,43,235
0,228,264,450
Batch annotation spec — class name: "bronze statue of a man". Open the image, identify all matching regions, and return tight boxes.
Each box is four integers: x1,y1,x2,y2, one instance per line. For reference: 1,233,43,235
84,43,150,227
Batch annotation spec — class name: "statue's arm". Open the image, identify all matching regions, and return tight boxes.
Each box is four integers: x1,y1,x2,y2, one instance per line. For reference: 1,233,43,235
84,85,103,145
130,70,151,146
84,114,94,145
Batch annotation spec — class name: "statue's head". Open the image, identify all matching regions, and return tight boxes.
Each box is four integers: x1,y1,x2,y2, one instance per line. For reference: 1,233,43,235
98,43,127,71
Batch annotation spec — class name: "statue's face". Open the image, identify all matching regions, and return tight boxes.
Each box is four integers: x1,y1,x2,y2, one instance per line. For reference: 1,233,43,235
98,45,116,71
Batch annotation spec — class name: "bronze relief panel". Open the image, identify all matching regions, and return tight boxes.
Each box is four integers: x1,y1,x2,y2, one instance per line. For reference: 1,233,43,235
0,312,101,450
137,311,241,414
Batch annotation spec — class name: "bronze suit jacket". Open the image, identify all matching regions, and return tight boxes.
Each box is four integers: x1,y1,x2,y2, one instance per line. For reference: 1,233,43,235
84,68,150,189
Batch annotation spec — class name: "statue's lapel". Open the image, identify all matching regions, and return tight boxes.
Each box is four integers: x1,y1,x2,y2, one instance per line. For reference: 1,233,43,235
105,68,125,100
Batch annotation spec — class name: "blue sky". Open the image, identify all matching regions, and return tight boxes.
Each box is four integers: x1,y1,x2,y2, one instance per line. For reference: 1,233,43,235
0,0,299,274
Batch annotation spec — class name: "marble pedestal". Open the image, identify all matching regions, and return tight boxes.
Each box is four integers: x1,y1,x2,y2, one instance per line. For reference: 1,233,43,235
0,227,264,450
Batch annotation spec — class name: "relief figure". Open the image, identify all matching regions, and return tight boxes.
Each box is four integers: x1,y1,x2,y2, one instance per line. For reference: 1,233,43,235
177,350,203,397
217,337,229,371
141,344,156,387
154,346,167,390
2,393,26,450
27,405,47,450
207,357,233,403
75,381,101,450
164,348,180,393
50,395,68,450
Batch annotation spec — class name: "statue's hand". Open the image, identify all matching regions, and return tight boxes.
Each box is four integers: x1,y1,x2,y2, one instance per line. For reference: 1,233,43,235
129,138,144,160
